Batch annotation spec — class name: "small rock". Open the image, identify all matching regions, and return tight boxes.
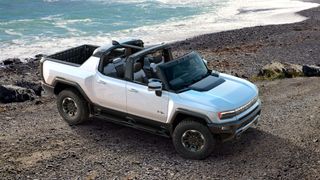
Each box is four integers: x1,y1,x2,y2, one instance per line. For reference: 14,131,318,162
35,100,43,105
0,107,6,113
313,139,318,143
132,161,141,165
86,170,98,180
241,74,248,79
5,117,13,120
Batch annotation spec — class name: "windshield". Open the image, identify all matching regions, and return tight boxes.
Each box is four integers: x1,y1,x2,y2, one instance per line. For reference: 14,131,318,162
158,52,209,91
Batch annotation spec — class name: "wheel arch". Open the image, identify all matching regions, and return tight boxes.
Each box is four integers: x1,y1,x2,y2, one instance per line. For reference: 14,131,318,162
170,109,211,133
53,78,92,104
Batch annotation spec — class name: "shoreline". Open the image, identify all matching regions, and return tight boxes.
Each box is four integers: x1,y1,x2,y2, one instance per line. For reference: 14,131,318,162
170,2,320,78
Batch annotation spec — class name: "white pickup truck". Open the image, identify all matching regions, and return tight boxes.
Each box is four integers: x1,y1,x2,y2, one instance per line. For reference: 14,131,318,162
41,39,261,159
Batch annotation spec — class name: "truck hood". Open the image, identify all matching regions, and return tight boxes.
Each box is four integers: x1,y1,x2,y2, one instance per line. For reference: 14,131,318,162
178,73,258,112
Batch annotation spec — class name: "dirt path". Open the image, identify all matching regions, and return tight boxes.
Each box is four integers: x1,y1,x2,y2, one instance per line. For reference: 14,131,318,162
0,77,319,179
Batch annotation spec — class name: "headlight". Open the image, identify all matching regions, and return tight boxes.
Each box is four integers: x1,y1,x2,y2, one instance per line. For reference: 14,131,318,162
218,96,258,120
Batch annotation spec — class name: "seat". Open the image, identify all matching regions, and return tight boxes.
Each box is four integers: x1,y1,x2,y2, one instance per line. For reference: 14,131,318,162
113,58,125,78
103,57,125,78
143,56,153,78
133,62,147,84
103,62,117,77
143,55,164,78
150,55,164,77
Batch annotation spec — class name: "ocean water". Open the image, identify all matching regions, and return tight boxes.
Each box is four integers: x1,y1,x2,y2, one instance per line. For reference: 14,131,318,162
0,0,318,60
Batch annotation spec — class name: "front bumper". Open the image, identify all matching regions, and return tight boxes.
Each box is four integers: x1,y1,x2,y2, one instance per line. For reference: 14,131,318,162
208,102,261,140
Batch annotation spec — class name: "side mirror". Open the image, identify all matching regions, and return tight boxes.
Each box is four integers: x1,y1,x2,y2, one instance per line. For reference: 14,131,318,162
148,81,162,97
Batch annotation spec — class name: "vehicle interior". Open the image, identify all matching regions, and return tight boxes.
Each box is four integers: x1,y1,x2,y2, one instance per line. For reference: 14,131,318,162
133,50,166,84
99,47,128,78
99,47,170,85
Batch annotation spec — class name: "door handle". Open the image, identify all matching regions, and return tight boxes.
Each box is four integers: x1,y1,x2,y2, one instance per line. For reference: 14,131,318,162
129,88,138,93
98,80,107,85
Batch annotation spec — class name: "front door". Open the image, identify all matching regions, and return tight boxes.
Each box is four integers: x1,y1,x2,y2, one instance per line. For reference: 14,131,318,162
126,81,169,123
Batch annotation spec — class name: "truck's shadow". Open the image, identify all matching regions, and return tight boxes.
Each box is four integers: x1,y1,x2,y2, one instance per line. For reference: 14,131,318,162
72,116,319,175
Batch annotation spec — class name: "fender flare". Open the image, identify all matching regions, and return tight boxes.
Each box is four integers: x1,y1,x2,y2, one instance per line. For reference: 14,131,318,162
169,108,212,134
52,77,93,104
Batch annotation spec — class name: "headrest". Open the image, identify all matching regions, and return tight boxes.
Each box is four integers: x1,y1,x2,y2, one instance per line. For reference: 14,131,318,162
153,55,163,64
125,48,132,56
134,62,142,73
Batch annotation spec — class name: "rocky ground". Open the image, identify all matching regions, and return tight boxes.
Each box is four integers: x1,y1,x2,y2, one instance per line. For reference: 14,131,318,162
0,77,319,179
1,2,320,180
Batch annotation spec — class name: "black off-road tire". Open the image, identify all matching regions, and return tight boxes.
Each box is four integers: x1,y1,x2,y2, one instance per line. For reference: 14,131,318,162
57,89,89,125
172,119,216,160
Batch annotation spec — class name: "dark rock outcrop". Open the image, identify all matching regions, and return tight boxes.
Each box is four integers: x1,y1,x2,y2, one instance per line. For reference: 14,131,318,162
0,85,37,103
15,81,43,96
1,58,21,66
0,85,16,103
303,65,320,77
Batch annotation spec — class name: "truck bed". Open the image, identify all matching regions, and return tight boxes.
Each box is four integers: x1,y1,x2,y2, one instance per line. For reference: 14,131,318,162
47,45,99,66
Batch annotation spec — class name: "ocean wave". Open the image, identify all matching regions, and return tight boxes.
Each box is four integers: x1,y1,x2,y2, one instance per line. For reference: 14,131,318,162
43,0,60,3
41,14,64,21
4,29,23,36
40,15,92,34
0,19,34,26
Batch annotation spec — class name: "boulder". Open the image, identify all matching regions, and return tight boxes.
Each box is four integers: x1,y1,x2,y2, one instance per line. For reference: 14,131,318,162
0,85,36,103
259,62,285,79
259,62,303,79
283,63,303,78
15,81,43,96
0,86,16,103
302,65,320,77
1,58,21,65
35,54,45,60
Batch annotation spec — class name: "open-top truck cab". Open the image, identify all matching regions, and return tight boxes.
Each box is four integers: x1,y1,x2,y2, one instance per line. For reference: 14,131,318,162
41,39,261,159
